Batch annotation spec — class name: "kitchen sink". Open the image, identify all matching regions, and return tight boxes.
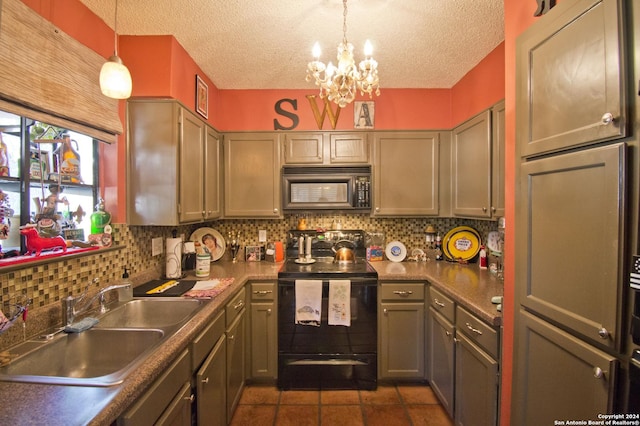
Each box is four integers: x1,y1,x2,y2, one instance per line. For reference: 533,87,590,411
95,297,204,329
0,328,164,386
0,297,206,386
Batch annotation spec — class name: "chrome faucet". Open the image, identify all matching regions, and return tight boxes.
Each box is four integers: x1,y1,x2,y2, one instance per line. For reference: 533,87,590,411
61,278,132,327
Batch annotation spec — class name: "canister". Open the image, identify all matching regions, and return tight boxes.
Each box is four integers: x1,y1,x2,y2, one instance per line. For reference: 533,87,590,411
195,253,210,277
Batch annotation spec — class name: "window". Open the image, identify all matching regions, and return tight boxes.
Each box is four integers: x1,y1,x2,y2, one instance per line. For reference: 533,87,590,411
0,110,98,253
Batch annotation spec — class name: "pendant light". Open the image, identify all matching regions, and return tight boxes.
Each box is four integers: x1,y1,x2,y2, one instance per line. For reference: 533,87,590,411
99,0,132,99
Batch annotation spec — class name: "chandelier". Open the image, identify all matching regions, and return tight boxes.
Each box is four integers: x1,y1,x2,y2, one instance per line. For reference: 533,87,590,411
305,0,380,108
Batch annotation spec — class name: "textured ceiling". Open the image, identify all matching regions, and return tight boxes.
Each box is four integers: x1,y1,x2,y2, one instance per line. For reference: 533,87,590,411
80,0,504,90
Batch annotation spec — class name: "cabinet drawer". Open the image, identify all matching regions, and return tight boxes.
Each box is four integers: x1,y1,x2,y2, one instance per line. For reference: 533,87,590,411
191,309,225,372
226,287,246,326
380,283,424,301
428,287,455,323
456,306,498,359
251,282,275,301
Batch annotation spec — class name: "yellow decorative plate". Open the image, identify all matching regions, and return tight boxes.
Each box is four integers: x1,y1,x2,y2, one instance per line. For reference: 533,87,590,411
442,226,481,262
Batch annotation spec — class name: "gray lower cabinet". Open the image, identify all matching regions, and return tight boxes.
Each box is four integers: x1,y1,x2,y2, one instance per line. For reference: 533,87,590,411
226,289,246,421
249,282,277,379
513,310,618,425
427,307,455,418
118,349,192,425
191,309,227,426
379,283,425,379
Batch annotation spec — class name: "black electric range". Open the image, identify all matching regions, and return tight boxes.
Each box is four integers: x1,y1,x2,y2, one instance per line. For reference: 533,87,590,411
277,229,378,390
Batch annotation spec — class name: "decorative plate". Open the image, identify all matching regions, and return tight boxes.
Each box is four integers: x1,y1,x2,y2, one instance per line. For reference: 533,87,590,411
385,241,407,262
486,231,502,254
189,227,226,262
442,226,481,262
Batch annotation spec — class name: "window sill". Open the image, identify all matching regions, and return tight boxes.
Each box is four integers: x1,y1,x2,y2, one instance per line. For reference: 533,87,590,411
0,244,124,273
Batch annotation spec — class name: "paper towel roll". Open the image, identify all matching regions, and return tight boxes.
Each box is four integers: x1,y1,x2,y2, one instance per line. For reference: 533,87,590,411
166,238,182,278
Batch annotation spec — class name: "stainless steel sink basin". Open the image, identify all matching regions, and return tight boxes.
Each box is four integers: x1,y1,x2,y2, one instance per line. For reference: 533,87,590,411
95,297,204,329
0,328,164,386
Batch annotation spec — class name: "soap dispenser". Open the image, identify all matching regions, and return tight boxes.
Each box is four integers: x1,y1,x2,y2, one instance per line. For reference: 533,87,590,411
118,267,133,301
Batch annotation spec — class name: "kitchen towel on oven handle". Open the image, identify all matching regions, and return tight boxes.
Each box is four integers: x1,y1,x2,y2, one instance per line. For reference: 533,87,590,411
295,280,322,326
329,280,351,326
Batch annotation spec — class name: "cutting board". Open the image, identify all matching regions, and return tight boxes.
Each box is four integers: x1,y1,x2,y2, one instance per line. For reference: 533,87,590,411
133,279,197,297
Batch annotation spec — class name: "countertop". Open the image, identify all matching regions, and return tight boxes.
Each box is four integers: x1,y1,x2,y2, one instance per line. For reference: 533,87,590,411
0,259,502,426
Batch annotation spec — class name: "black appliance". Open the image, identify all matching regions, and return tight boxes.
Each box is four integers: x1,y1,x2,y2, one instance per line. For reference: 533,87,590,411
277,230,378,390
281,166,371,212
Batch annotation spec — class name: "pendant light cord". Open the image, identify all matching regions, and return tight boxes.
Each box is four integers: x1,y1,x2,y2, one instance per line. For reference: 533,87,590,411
113,0,119,56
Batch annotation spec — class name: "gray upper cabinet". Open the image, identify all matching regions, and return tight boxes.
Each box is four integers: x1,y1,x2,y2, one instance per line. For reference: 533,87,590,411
372,132,439,216
224,133,282,218
516,0,626,158
516,143,626,351
283,132,369,164
127,99,222,225
451,111,492,218
491,101,505,218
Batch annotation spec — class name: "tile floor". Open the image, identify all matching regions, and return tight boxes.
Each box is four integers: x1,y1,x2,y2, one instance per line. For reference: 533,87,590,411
230,383,454,426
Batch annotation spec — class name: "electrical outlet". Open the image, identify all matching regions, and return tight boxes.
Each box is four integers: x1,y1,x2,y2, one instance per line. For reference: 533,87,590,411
152,237,163,256
259,230,267,242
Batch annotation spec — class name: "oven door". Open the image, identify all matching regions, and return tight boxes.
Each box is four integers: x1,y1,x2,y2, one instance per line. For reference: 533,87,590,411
277,278,377,389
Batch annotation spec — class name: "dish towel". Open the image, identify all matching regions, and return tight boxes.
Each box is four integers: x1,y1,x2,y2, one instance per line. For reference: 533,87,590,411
182,278,234,299
295,280,322,327
328,280,351,326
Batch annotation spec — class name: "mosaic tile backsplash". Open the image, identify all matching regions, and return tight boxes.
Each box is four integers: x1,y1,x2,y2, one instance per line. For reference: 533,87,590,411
0,215,500,350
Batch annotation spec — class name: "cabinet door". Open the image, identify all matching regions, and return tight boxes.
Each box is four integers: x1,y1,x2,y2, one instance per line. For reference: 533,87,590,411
224,133,282,218
156,382,192,426
203,126,222,220
250,301,277,378
517,0,625,157
455,332,498,426
330,133,369,163
373,132,439,216
196,335,226,426
427,307,455,418
226,309,246,420
179,107,206,223
379,302,425,379
283,133,324,164
491,101,505,218
451,110,492,218
513,310,618,425
517,143,626,351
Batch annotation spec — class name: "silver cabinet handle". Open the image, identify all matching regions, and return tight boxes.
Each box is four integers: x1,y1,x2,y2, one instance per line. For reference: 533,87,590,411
228,334,235,340
434,299,445,308
465,322,483,335
233,300,244,310
202,377,209,384
445,330,452,337
482,207,487,212
598,328,610,339
375,207,380,212
393,290,413,297
383,308,388,315
267,308,272,315
184,394,195,402
253,290,273,295
593,367,604,379
273,208,279,214
601,112,614,125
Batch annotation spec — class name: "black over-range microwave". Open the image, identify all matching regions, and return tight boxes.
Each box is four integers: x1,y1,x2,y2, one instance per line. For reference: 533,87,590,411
282,165,371,212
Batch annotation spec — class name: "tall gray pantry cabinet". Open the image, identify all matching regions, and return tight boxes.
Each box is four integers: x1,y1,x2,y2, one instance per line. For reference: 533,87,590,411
513,0,633,423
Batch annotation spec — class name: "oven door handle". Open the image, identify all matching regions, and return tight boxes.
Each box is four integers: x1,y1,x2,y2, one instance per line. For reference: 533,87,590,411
286,359,369,366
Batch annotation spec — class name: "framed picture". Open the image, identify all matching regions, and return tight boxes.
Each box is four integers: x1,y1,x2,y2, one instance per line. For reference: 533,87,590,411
195,74,208,119
245,245,261,262
354,101,375,129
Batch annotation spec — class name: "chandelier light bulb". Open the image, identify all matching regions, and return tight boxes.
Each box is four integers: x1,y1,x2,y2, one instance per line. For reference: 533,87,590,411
305,0,380,107
364,40,373,57
312,42,322,60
